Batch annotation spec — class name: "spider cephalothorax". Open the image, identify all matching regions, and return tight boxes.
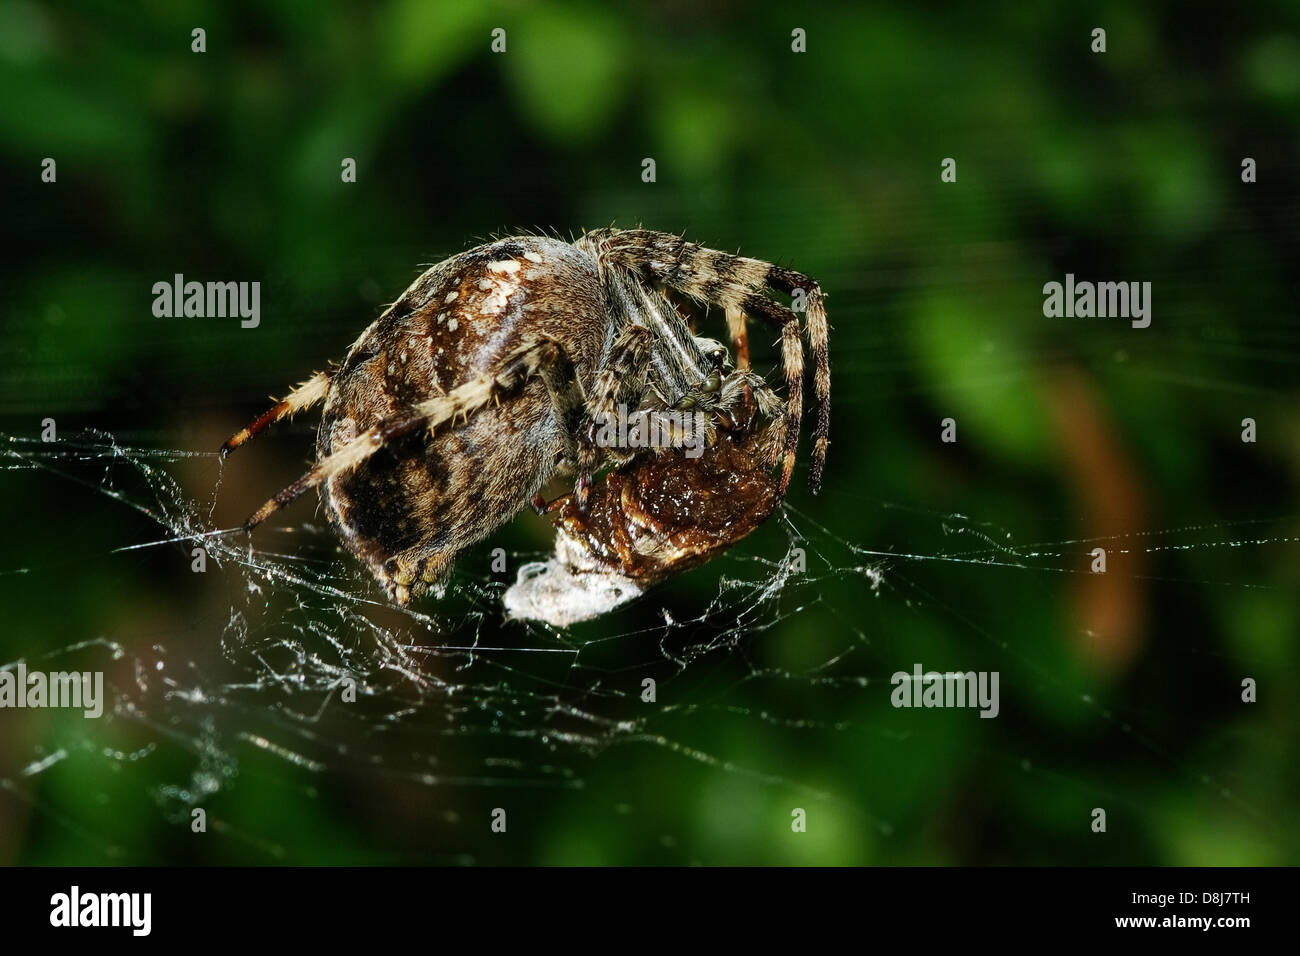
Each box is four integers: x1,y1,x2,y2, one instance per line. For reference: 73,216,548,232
221,228,830,614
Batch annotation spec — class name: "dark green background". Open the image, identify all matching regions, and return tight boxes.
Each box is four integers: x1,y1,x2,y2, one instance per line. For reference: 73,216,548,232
1,0,1297,865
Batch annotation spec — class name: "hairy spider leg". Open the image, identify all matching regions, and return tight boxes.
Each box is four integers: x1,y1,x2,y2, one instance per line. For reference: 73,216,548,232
587,323,655,426
766,265,831,491
726,304,751,373
220,370,333,457
552,322,658,512
722,304,760,426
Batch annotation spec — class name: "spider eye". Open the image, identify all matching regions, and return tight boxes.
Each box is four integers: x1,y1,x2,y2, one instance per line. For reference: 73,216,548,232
693,337,729,369
704,370,722,393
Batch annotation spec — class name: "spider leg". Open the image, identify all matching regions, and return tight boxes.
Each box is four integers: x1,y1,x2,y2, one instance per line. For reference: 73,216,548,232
592,229,830,494
766,265,831,490
220,370,333,457
241,339,581,532
554,323,656,511
587,323,654,425
725,304,750,372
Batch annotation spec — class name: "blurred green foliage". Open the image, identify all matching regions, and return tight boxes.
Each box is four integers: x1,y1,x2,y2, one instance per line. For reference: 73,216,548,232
1,0,1298,865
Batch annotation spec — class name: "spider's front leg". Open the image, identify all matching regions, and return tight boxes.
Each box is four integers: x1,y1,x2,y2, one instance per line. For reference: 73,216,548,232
587,228,831,494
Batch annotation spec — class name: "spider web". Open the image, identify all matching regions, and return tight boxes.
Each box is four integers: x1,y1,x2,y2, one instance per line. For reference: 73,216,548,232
0,428,1295,864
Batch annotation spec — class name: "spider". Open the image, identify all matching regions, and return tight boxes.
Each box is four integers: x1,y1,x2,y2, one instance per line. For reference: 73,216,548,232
221,228,830,614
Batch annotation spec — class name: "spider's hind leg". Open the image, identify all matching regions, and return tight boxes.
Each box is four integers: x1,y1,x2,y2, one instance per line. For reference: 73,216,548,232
240,338,581,535
220,370,333,457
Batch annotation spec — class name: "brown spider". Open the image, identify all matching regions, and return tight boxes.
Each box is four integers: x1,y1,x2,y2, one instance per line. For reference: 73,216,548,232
221,228,830,616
